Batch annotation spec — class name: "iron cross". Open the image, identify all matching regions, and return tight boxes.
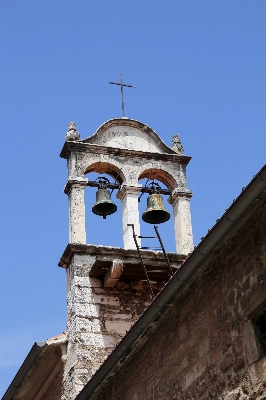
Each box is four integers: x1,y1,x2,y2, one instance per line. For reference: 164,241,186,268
109,72,136,117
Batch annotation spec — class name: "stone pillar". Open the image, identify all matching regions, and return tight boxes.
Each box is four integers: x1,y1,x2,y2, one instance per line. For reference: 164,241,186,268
64,178,88,244
63,254,151,400
168,191,194,255
117,185,142,250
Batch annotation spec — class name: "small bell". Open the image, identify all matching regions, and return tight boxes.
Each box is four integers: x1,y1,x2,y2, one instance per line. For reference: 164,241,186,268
142,182,170,224
92,178,117,219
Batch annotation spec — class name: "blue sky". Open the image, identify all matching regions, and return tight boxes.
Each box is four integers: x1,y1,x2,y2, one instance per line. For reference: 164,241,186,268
0,0,265,396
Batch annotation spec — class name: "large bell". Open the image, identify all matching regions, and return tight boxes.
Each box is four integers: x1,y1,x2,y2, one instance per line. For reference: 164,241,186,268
142,193,170,224
92,188,117,219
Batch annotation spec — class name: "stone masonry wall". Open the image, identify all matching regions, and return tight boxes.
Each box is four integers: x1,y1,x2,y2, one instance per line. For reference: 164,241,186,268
63,254,152,400
91,200,266,400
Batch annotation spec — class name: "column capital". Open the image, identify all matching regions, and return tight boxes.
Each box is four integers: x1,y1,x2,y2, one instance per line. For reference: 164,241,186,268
64,178,88,195
168,190,193,206
116,184,142,201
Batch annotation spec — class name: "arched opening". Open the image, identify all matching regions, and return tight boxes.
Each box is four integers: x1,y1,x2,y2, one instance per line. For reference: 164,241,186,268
138,168,177,192
84,162,125,186
138,169,177,253
84,163,125,248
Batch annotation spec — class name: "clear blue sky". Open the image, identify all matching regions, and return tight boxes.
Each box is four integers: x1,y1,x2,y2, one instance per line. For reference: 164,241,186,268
0,0,265,396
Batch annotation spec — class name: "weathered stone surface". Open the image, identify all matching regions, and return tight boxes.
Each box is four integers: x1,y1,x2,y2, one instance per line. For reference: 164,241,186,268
79,333,116,347
71,303,100,317
105,320,133,334
67,180,88,244
66,122,80,141
86,197,266,400
220,354,234,372
185,358,207,388
172,134,184,154
69,317,101,333
88,124,164,153
63,252,152,400
170,193,194,254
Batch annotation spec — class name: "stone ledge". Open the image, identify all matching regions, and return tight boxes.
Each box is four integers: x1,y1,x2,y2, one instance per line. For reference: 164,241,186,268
58,243,186,268
60,141,192,164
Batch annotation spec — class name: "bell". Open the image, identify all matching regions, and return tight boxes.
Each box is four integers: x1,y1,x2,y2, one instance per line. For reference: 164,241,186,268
92,188,117,219
142,193,170,224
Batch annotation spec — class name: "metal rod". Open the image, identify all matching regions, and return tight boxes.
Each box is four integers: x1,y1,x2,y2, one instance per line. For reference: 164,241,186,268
120,72,124,117
110,174,120,195
154,225,174,276
140,247,162,250
109,82,136,87
109,72,136,118
87,181,170,195
140,188,171,196
138,236,157,239
127,224,154,298
138,178,171,201
86,181,120,189
138,178,150,202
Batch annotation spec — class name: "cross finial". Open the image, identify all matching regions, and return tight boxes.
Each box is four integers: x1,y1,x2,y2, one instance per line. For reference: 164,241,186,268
109,72,136,117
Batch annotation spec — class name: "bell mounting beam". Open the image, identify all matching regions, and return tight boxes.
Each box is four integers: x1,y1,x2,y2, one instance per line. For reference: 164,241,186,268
86,181,171,195
139,187,171,196
87,181,120,190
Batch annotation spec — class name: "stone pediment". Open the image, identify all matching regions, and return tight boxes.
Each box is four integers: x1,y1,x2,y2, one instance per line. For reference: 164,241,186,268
81,118,175,154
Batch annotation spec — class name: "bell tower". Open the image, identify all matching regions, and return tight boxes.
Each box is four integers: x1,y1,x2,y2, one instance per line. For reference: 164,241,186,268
61,118,193,253
59,118,193,399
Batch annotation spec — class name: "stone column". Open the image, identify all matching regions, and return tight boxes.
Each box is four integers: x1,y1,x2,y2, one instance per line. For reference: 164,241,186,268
64,178,88,244
117,185,142,250
168,191,194,255
63,254,151,400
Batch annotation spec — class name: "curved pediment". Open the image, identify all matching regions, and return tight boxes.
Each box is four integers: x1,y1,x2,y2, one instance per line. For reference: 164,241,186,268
81,118,175,154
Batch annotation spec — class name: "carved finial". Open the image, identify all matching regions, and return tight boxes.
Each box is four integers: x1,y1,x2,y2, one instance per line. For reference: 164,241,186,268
172,134,184,154
66,122,80,141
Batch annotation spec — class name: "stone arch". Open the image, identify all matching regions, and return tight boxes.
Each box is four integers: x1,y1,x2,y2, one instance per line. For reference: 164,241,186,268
138,168,177,192
84,161,125,185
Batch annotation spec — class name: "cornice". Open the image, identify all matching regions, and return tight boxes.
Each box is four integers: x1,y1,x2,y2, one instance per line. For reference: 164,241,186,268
58,243,186,268
116,184,142,200
63,178,88,195
168,190,193,205
60,141,191,165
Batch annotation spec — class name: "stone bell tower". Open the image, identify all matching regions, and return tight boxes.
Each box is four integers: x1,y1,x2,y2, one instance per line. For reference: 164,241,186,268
59,118,193,399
